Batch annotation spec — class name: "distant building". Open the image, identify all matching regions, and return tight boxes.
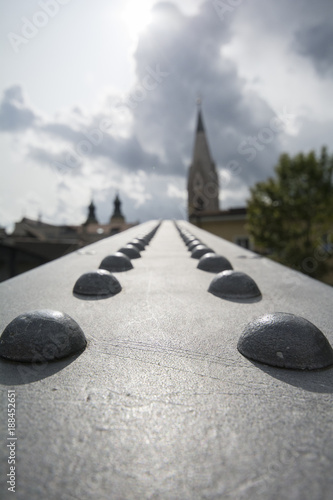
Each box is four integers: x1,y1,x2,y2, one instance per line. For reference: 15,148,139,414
0,194,137,281
0,226,6,240
189,207,251,249
110,193,125,224
84,200,98,225
187,106,219,215
188,104,252,249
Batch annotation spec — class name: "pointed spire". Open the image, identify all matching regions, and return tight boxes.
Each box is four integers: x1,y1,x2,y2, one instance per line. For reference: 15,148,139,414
196,95,205,133
197,109,205,133
110,192,125,223
84,199,98,225
187,101,219,216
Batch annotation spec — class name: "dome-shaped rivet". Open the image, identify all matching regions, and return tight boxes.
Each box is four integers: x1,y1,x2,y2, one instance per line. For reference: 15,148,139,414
118,245,141,259
197,253,233,273
191,245,213,259
0,310,87,362
136,237,149,246
208,270,261,299
237,312,333,370
187,240,202,251
73,270,121,297
184,236,197,245
99,253,133,272
130,239,145,251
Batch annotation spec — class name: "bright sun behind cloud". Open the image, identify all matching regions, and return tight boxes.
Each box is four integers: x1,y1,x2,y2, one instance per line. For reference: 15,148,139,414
121,0,155,42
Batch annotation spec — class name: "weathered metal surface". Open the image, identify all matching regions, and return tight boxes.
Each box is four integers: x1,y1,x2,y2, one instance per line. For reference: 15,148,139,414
129,239,146,251
73,270,122,298
191,245,213,259
187,239,202,251
208,270,262,300
197,252,233,273
238,312,333,370
118,244,141,259
0,220,333,500
0,310,87,362
99,252,134,273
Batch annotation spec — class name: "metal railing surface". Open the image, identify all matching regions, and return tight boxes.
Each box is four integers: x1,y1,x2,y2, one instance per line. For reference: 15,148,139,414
0,220,332,500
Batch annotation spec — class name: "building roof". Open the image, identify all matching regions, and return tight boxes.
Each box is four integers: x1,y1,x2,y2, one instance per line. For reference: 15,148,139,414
11,217,79,241
1,217,137,270
192,207,247,217
197,108,205,133
190,207,247,222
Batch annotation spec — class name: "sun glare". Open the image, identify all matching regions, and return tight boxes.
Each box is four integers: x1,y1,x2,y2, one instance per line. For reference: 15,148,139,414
121,0,154,41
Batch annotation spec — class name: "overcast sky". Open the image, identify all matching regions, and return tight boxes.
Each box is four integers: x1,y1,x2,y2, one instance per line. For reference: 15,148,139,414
1,0,332,229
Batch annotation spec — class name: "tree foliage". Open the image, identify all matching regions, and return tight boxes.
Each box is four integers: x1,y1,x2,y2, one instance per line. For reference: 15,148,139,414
247,147,333,279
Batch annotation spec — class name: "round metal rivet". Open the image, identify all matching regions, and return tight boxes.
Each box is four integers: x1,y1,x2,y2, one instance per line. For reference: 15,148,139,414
208,270,261,299
136,237,149,246
191,245,213,259
237,312,333,370
99,253,133,272
197,253,233,273
183,234,198,245
0,310,87,362
130,239,145,251
118,245,141,259
187,240,202,250
73,270,121,297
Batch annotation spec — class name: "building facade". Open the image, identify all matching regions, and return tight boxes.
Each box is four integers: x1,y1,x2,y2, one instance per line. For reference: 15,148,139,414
0,194,137,281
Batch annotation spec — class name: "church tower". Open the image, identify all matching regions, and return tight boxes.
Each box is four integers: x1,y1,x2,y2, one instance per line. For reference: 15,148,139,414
84,200,98,225
110,193,125,223
187,103,219,217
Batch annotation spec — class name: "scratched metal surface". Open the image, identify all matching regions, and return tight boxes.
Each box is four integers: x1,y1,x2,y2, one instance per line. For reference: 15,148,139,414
0,220,333,500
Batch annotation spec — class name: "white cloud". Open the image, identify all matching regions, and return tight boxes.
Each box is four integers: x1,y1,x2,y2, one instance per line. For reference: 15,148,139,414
0,0,333,229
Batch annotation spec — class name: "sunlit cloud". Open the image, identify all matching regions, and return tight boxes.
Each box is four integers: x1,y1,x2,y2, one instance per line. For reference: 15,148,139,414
0,0,332,230
121,0,155,43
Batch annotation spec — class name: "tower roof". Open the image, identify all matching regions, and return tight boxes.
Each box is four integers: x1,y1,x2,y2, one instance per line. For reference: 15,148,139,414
84,199,98,225
197,109,205,133
188,104,219,215
192,106,213,165
110,192,125,223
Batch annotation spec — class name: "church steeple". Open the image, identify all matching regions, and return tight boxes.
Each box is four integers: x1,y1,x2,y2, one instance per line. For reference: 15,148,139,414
84,199,98,225
110,192,125,223
187,103,219,217
197,109,205,133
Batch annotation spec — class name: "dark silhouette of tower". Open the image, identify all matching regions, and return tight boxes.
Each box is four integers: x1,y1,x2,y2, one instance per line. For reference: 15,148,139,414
110,193,125,223
84,200,98,225
187,103,219,216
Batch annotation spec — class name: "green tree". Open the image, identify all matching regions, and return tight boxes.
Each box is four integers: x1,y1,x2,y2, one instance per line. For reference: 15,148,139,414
247,147,333,280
